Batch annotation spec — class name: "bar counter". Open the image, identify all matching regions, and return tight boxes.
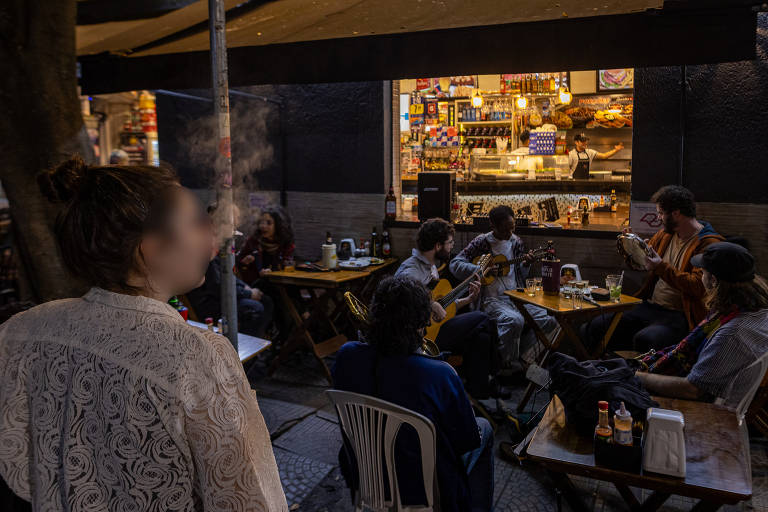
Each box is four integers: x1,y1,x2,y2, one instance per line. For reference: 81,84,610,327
400,178,631,195
389,206,628,240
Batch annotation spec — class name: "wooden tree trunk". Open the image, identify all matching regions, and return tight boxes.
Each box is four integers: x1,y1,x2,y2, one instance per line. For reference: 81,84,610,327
0,0,90,301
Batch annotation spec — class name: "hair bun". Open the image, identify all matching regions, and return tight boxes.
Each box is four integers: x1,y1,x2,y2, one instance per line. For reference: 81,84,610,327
38,155,88,203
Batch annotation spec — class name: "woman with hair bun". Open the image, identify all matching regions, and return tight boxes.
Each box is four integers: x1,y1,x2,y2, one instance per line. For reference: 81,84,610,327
0,156,287,511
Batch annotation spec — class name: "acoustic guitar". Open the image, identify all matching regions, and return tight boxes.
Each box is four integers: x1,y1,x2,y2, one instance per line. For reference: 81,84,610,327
472,245,552,286
424,254,493,342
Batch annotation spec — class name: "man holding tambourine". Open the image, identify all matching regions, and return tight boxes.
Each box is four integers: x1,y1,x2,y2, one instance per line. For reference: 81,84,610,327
585,185,724,352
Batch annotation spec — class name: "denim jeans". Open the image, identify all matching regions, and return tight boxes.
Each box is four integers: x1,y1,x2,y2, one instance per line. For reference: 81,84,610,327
462,417,495,512
435,311,499,397
238,294,274,337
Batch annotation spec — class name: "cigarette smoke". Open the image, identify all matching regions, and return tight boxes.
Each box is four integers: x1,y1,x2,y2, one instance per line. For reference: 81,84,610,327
171,90,277,248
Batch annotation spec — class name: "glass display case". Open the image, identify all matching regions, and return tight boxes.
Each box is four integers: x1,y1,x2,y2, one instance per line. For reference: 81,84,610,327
469,153,570,181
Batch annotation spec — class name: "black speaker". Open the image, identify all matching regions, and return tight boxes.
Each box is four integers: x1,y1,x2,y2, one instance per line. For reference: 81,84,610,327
418,172,455,221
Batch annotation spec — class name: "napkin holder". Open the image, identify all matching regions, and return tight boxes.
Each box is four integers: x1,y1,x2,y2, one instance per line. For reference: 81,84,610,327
642,408,686,478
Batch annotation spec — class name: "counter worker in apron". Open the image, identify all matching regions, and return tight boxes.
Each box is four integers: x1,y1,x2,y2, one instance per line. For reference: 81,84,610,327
568,132,624,179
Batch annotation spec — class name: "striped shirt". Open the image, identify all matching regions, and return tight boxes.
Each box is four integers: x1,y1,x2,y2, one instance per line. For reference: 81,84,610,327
687,309,768,405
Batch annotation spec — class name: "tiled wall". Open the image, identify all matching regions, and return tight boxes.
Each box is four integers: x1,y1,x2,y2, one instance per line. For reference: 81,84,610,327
401,192,629,218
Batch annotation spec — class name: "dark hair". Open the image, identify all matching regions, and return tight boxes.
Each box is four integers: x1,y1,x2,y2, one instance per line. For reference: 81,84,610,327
519,129,530,144
707,275,768,315
38,155,180,293
651,185,697,218
364,276,431,356
258,205,294,249
489,205,515,227
416,218,455,252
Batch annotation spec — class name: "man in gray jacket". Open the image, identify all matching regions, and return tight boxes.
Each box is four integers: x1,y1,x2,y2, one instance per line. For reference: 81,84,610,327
396,218,507,398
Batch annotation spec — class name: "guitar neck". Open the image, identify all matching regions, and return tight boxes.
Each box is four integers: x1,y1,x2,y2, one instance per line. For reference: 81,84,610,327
438,269,481,308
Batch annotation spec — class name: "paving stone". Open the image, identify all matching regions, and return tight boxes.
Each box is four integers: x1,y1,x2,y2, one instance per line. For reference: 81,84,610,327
494,462,558,512
274,414,344,466
255,378,330,410
257,397,316,435
273,447,334,509
295,467,356,512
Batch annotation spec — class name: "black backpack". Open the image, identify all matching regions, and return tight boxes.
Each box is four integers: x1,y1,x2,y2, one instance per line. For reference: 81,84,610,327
547,352,658,437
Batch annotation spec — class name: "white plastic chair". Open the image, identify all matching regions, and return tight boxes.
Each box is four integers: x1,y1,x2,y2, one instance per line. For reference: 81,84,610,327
716,351,768,424
326,389,439,512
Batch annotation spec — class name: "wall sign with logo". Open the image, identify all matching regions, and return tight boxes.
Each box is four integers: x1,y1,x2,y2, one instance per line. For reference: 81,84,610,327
630,201,662,236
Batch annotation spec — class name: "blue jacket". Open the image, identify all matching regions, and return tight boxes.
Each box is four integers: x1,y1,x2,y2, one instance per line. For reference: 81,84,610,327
333,341,480,511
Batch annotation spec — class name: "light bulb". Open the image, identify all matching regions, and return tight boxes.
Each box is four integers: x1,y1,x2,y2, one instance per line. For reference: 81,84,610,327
472,93,483,108
558,88,572,105
515,96,528,109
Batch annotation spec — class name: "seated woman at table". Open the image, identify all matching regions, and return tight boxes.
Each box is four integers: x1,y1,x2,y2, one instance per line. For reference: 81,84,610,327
333,276,494,512
237,206,295,286
637,242,768,405
187,205,274,337
0,156,286,510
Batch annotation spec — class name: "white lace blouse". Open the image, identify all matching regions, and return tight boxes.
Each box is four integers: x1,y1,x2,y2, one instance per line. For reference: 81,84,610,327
0,288,287,511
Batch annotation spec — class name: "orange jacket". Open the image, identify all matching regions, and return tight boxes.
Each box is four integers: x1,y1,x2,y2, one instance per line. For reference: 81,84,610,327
635,221,723,329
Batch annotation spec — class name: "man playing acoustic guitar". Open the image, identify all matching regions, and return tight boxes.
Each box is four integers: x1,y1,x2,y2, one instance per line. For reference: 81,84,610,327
450,205,557,372
396,218,509,399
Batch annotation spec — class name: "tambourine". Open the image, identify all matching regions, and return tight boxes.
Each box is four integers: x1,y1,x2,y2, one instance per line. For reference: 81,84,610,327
617,233,651,271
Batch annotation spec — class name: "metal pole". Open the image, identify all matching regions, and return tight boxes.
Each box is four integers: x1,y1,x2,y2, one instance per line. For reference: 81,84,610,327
208,0,238,350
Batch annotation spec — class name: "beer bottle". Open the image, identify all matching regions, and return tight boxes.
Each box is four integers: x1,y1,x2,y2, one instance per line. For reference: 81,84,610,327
370,226,379,257
385,186,397,220
326,231,333,244
382,230,392,257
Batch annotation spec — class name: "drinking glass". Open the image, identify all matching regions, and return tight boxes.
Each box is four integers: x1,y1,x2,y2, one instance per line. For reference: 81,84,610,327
534,277,543,294
606,275,622,303
571,288,583,309
525,278,536,297
572,281,587,309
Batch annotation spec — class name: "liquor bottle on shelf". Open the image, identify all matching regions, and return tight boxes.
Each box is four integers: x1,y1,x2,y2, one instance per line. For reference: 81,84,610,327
549,73,557,93
610,189,618,212
385,186,396,220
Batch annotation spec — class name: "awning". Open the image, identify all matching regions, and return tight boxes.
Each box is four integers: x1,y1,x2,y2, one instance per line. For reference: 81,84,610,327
78,0,758,94
77,0,665,57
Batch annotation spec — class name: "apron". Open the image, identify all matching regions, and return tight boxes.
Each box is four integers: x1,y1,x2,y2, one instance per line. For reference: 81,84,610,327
573,150,591,179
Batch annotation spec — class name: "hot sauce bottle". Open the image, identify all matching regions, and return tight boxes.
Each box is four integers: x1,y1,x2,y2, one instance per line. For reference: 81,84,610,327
595,400,613,443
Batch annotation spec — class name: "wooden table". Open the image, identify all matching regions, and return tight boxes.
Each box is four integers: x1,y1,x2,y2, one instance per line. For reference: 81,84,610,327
187,320,272,363
504,290,642,412
265,258,398,384
527,395,752,511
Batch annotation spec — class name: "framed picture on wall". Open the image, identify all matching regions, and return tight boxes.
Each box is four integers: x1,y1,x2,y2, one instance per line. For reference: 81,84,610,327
597,69,634,91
